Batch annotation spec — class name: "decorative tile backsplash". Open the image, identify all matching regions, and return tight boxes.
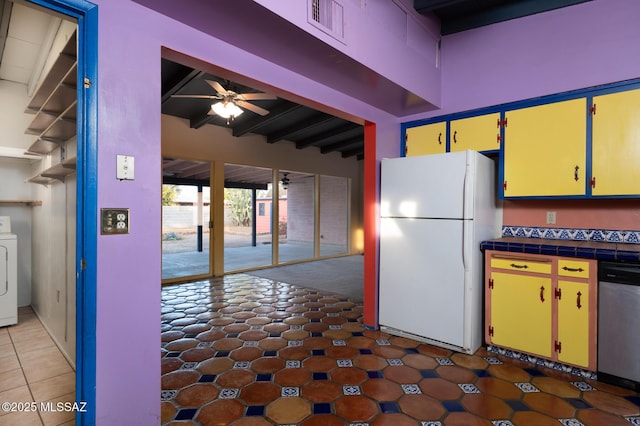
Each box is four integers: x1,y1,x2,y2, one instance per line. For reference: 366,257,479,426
502,226,640,244
487,345,598,380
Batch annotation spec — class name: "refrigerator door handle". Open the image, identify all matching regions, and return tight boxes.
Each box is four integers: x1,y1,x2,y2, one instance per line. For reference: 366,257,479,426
462,220,471,272
462,156,471,272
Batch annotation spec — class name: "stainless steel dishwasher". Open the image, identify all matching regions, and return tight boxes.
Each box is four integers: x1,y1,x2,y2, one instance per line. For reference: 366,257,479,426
598,261,640,391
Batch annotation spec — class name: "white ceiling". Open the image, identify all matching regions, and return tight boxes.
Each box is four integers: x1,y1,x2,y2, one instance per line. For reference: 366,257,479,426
0,1,61,90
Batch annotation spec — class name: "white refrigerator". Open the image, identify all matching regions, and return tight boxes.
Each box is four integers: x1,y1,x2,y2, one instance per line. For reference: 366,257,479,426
379,150,502,354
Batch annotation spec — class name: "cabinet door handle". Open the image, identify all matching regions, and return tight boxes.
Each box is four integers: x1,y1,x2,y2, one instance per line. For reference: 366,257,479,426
577,291,582,309
574,165,579,181
510,263,528,269
540,286,545,303
438,132,442,144
453,131,457,143
562,266,584,272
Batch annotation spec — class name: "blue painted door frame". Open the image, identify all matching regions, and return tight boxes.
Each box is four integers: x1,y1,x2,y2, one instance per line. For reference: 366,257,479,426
26,0,98,424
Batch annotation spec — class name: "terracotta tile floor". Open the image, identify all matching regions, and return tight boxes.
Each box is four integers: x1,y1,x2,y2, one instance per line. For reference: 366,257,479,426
0,306,75,426
161,274,640,425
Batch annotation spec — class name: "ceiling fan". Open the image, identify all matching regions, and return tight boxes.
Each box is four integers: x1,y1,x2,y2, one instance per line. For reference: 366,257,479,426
172,80,277,123
281,172,290,189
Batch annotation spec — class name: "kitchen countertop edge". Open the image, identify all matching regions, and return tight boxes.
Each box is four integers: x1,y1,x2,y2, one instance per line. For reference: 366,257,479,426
480,237,640,262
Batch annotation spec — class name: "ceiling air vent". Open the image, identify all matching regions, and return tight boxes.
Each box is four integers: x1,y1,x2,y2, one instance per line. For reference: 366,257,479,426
308,0,344,41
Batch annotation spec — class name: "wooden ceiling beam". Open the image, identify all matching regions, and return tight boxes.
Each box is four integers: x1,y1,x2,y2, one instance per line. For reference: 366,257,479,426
267,113,336,144
296,123,361,149
320,136,362,154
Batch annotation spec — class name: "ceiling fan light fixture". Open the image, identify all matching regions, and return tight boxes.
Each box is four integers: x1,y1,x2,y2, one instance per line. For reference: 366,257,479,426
211,101,244,119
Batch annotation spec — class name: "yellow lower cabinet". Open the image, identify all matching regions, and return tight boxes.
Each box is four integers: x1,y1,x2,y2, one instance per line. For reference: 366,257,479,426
490,271,552,358
486,251,597,371
556,280,590,368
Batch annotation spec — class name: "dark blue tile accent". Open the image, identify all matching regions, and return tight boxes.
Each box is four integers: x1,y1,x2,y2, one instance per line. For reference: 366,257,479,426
166,352,181,358
566,398,592,409
420,370,439,379
359,349,372,355
273,319,283,323
312,349,325,356
523,244,541,254
227,333,239,338
215,351,230,357
269,332,281,337
506,400,530,411
311,307,319,311
540,245,558,255
577,247,596,259
379,402,400,414
473,369,491,377
480,241,494,250
198,374,216,383
595,249,616,260
508,242,524,252
313,403,332,414
494,241,509,251
263,350,277,357
256,374,272,382
367,371,383,379
175,408,197,420
312,332,323,337
313,372,329,380
184,333,197,338
625,395,640,406
524,368,545,377
443,401,465,412
558,246,577,257
616,251,640,262
348,318,358,322
311,318,321,322
352,332,364,337
246,406,265,416
404,348,420,354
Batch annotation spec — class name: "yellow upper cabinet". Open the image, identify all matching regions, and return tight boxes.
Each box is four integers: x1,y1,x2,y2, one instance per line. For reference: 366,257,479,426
404,121,446,157
503,98,587,197
591,88,640,196
449,113,501,153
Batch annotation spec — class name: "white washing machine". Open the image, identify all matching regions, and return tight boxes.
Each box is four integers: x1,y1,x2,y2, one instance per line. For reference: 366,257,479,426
0,232,17,327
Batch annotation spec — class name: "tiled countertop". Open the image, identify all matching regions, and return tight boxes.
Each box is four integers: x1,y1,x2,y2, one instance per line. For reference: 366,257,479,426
480,237,640,262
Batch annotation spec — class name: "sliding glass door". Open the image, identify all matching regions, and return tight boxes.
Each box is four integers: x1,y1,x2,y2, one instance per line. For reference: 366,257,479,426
162,158,211,281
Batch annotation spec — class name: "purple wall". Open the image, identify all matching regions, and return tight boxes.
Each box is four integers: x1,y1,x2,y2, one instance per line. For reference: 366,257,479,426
91,1,640,424
409,0,640,120
94,0,405,424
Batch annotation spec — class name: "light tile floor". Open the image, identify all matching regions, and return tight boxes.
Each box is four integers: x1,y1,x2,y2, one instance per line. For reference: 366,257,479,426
162,274,640,425
0,306,75,426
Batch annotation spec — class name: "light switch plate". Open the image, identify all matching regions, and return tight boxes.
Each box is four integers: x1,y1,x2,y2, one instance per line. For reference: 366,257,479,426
101,209,130,234
117,155,135,180
0,216,11,233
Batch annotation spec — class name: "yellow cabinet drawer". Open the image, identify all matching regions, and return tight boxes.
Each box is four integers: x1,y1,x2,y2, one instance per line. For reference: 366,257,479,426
490,256,552,274
558,259,590,279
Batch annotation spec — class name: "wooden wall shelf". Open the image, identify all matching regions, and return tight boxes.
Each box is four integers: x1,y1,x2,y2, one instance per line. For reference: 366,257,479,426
0,199,43,206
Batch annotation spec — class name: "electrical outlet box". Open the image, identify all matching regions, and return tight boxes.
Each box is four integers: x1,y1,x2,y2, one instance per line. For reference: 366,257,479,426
0,216,11,233
546,211,557,225
101,208,130,234
117,155,135,180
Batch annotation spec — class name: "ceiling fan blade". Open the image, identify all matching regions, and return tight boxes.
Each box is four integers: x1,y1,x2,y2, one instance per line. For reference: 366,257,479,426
237,93,277,101
205,80,228,95
171,94,222,99
236,100,270,116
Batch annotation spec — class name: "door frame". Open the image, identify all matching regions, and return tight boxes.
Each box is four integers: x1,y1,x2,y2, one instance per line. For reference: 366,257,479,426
27,0,98,424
